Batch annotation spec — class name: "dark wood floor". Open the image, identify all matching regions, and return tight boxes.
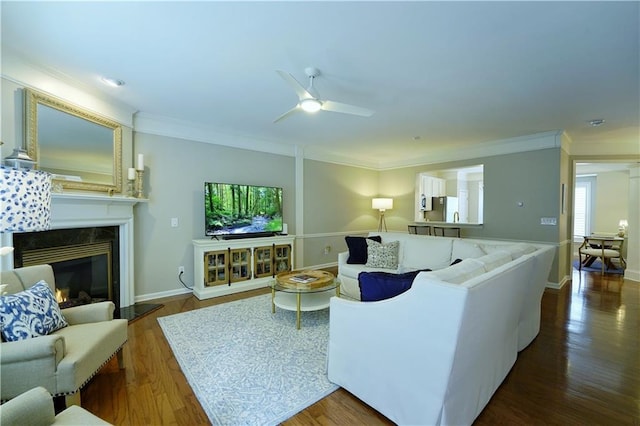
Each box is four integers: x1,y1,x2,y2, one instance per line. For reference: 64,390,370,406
82,267,639,425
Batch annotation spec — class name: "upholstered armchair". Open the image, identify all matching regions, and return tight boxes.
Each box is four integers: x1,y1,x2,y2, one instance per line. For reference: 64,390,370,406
0,264,128,406
0,386,112,425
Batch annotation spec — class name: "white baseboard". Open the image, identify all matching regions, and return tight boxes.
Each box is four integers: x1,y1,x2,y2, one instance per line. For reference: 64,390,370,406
306,261,338,270
624,268,640,282
546,276,569,290
135,287,192,303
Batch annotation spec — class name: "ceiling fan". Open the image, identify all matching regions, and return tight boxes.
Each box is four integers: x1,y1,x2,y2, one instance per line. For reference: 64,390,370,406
274,67,374,123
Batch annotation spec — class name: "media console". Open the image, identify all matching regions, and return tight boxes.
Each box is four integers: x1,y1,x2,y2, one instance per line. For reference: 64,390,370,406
193,235,295,300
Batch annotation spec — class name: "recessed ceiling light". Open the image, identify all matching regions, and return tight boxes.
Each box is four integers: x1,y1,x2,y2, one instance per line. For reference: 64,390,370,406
101,77,125,87
588,119,605,127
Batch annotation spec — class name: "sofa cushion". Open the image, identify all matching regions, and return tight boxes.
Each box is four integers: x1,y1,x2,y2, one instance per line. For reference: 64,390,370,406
481,243,537,260
345,235,382,264
358,271,421,301
451,240,486,260
402,236,454,271
0,280,68,342
474,250,513,271
422,258,486,284
365,240,400,269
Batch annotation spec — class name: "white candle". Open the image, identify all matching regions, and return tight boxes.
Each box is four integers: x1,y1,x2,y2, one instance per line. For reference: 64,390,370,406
136,154,144,171
127,168,136,180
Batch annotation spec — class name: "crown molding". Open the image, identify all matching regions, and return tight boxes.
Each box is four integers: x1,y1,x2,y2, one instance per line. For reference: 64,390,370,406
375,130,566,170
1,48,136,127
134,110,573,171
133,112,294,157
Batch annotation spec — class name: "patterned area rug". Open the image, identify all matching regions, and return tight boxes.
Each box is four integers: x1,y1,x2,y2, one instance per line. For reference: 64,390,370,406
573,259,624,275
157,293,337,425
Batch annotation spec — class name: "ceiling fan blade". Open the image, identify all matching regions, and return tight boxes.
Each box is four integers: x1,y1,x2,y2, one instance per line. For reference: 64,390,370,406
273,105,302,123
276,70,314,101
321,100,375,117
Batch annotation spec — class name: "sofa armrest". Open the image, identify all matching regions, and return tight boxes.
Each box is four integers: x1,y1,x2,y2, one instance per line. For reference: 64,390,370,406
327,279,467,425
337,251,349,266
0,386,56,425
62,301,115,325
1,334,65,365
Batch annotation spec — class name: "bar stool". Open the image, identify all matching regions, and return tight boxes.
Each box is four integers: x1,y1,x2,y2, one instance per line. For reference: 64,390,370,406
416,225,431,235
433,226,461,238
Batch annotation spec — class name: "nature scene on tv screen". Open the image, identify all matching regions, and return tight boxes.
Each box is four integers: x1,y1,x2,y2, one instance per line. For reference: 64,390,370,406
205,183,283,236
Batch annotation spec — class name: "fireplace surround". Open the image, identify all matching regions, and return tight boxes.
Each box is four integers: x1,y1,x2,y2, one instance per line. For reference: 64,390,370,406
2,193,142,308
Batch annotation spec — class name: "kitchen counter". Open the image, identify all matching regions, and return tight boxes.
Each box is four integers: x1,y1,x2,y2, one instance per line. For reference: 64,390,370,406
411,222,483,228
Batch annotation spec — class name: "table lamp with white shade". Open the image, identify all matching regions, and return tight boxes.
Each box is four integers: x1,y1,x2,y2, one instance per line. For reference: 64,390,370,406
618,219,628,237
372,198,393,232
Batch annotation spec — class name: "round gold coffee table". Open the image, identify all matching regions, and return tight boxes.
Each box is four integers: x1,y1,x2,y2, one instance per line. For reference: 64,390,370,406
271,270,339,329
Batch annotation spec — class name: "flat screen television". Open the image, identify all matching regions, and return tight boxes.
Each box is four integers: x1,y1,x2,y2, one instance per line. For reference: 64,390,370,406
204,182,283,238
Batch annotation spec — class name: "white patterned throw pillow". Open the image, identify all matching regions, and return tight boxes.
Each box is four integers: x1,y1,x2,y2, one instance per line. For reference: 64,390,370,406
0,280,68,342
365,239,400,269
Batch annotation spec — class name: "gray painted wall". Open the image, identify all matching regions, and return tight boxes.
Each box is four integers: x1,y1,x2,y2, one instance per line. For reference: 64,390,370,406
378,149,566,282
132,132,295,298
380,149,562,242
302,159,378,267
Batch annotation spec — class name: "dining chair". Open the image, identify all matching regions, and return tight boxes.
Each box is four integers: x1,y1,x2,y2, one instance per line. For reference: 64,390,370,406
578,236,626,275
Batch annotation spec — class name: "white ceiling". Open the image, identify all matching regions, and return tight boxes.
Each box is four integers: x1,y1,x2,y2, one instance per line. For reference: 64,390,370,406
2,1,639,169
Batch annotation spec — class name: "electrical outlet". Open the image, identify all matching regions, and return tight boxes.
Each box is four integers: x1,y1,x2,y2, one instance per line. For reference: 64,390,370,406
178,266,185,275
171,217,179,228
323,246,331,255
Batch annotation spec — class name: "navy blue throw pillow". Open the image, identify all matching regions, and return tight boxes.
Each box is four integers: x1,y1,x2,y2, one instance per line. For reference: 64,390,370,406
345,235,382,264
358,270,423,301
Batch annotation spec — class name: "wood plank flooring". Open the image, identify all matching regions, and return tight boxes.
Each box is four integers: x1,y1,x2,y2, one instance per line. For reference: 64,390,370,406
81,267,639,425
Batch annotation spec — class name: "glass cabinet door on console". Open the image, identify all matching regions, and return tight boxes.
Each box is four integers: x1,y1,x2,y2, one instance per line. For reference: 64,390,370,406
193,235,295,300
254,244,292,278
204,250,228,286
254,246,273,278
275,244,291,273
230,248,251,283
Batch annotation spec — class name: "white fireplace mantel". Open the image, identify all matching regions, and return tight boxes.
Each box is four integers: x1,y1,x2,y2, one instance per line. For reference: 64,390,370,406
2,192,147,308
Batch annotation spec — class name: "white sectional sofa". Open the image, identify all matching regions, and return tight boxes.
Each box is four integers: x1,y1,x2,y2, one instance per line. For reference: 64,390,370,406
329,232,555,425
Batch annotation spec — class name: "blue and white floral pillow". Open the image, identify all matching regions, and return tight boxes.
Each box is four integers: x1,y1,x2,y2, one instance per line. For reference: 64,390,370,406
0,280,68,342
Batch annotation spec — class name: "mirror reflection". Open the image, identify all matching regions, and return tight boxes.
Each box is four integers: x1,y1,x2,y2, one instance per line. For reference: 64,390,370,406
415,165,484,224
25,88,122,193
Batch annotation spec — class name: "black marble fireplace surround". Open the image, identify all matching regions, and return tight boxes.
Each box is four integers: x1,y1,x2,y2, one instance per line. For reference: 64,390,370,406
12,226,120,313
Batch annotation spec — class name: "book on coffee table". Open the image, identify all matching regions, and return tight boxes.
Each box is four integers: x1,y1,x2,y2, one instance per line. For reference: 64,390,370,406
289,274,318,284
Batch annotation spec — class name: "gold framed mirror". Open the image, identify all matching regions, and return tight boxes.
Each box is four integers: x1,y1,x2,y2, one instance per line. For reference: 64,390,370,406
24,88,122,193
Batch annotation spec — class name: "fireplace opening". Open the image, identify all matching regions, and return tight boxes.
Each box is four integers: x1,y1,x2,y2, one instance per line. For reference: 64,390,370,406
44,243,112,308
12,227,120,313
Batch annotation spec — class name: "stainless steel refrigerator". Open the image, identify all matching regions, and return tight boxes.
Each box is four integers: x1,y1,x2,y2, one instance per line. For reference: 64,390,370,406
425,196,459,222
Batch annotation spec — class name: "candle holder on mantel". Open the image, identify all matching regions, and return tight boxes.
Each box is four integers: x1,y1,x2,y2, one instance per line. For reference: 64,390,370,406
127,178,135,197
135,170,145,198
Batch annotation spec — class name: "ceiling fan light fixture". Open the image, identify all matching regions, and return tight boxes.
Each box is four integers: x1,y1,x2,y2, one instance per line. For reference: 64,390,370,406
300,98,322,113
